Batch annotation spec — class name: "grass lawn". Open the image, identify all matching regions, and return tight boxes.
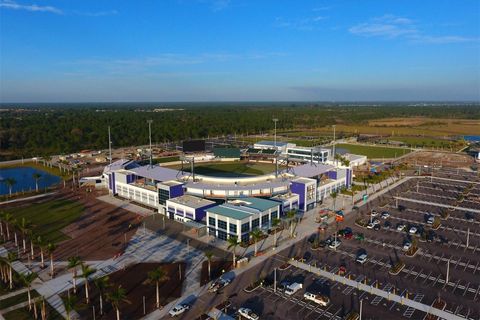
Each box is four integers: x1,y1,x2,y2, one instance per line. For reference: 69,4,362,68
4,302,63,320
0,290,40,310
336,144,411,159
168,161,276,177
4,199,84,243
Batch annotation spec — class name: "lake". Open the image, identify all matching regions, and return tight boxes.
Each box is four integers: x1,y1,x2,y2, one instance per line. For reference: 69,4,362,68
0,167,61,196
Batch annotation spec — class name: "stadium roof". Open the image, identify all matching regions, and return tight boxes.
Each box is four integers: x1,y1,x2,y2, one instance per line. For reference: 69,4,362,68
167,194,215,208
255,140,289,147
229,197,280,211
290,163,334,178
185,179,290,191
130,165,186,182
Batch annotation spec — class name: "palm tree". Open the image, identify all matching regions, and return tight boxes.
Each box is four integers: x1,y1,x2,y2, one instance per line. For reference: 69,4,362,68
78,263,96,303
227,236,239,268
32,173,42,192
286,210,297,238
204,251,214,280
250,229,263,256
2,212,13,240
0,212,4,238
20,272,38,310
67,256,83,294
331,191,338,212
46,242,57,278
62,293,77,320
4,177,16,197
147,266,169,309
93,276,110,315
11,218,18,248
7,252,17,289
19,217,31,254
271,218,281,247
107,285,130,320
35,236,47,269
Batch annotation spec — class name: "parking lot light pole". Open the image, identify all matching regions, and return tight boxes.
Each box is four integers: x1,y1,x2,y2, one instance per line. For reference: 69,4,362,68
466,228,470,248
446,259,450,284
359,299,363,320
274,268,277,293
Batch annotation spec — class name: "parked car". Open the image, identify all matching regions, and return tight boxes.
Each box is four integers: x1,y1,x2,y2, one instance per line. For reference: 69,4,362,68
285,282,303,296
328,239,341,249
355,233,365,241
438,235,449,244
383,221,392,229
372,218,381,225
403,241,412,251
367,223,374,229
381,211,390,219
371,210,379,217
304,292,330,306
356,253,368,264
426,215,435,225
398,205,406,212
169,304,190,317
208,277,231,293
373,224,381,231
397,224,406,231
238,307,259,320
409,226,418,234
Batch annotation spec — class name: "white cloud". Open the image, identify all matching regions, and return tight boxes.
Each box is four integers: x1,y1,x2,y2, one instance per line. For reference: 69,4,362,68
0,0,63,14
74,10,118,17
350,14,479,44
275,16,328,31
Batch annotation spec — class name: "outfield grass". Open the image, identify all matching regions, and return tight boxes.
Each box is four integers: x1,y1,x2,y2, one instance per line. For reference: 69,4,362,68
388,136,466,149
153,156,180,164
4,199,84,243
336,144,411,159
168,161,276,177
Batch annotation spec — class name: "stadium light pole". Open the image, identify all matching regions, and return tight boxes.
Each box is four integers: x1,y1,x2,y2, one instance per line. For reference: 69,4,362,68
147,120,153,168
108,126,112,166
273,118,279,148
332,125,336,160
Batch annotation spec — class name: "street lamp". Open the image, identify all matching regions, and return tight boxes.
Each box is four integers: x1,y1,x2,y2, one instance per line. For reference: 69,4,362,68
273,118,279,148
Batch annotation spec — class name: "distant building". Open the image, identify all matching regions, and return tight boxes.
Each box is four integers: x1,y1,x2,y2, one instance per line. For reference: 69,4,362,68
254,140,295,153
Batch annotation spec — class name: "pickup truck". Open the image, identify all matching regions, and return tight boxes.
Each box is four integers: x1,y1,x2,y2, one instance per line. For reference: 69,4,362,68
304,292,330,306
284,282,303,296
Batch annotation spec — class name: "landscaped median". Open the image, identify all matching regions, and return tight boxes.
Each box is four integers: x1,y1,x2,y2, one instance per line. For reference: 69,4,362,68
389,260,406,275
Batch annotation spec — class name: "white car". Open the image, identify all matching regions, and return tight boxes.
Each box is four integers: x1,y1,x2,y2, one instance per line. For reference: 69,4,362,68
403,242,412,251
169,304,190,317
356,253,368,264
285,282,303,296
409,227,418,234
397,224,406,231
238,307,259,320
328,239,341,249
372,219,381,225
304,292,330,306
427,216,435,224
381,212,390,219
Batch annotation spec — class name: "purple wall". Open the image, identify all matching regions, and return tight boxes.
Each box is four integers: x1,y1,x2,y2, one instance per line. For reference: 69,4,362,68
290,181,305,211
169,184,184,198
126,174,135,184
111,172,116,194
327,170,337,180
346,169,352,188
195,202,217,222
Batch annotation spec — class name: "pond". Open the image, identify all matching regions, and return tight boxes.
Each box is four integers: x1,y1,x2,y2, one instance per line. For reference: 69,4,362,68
0,166,61,196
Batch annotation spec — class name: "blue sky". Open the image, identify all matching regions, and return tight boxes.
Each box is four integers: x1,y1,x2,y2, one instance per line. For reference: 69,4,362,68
0,0,479,102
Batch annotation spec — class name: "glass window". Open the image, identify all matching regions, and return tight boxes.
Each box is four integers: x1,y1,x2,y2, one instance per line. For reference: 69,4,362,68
241,233,250,243
209,227,216,236
271,211,278,220
218,230,227,240
217,220,227,230
241,222,250,233
251,218,259,229
261,215,269,226
229,223,237,234
208,217,216,226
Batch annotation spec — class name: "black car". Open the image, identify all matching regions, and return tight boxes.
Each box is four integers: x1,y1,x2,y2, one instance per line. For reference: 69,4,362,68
308,234,317,244
383,221,392,229
373,224,381,231
438,235,449,244
398,205,406,212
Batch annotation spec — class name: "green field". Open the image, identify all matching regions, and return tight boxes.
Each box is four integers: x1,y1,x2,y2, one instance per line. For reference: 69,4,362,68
388,136,466,149
168,161,276,177
4,199,84,243
336,144,411,159
153,156,180,164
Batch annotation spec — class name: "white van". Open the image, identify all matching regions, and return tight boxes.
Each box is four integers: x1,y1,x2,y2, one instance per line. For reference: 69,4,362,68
304,292,330,306
285,282,303,296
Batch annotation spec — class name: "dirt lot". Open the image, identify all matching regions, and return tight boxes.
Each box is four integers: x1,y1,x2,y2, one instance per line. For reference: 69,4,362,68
401,151,474,168
74,262,185,320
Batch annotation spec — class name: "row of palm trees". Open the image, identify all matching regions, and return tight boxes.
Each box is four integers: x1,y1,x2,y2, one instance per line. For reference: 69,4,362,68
0,212,58,278
225,212,298,267
64,260,171,320
1,172,44,198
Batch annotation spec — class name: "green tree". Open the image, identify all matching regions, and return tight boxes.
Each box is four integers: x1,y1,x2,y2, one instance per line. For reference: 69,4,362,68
62,294,77,320
93,276,110,316
227,236,239,268
204,251,214,281
78,263,96,303
271,218,281,247
331,191,338,212
46,242,57,278
107,285,130,320
249,229,263,256
32,173,42,192
19,272,38,310
286,210,297,238
4,178,16,197
67,256,83,294
147,266,169,309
